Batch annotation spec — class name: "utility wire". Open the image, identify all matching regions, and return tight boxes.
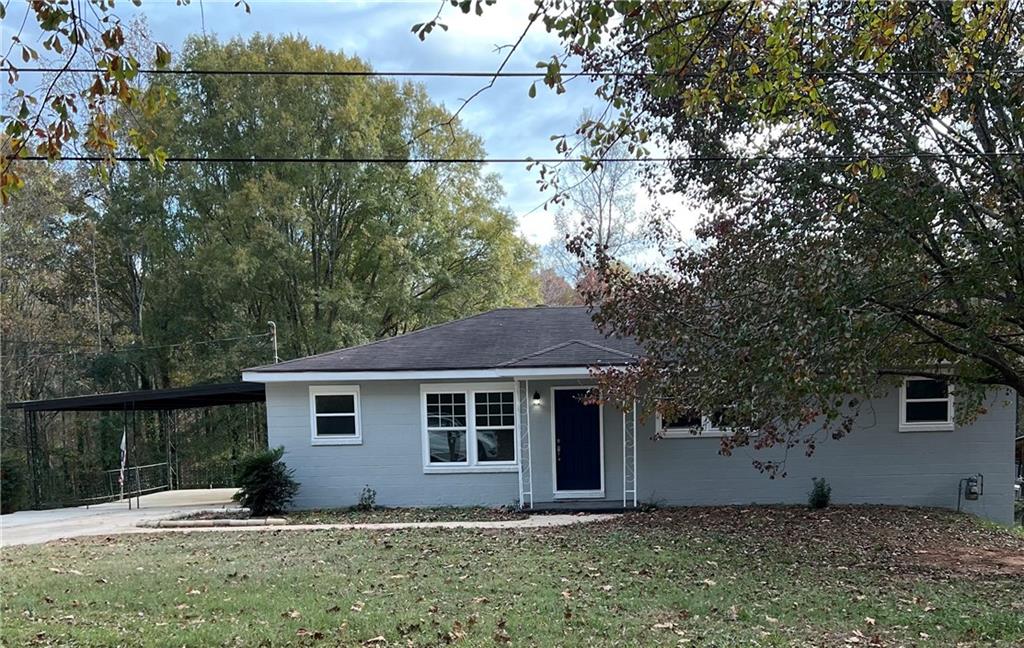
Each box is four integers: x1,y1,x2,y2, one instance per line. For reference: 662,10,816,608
7,332,271,359
15,152,1024,164
9,66,1024,78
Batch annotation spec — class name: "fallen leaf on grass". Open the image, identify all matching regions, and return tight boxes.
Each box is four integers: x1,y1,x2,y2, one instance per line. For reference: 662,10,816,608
493,627,511,643
864,617,875,626
351,601,365,612
296,628,324,639
845,629,866,643
363,636,386,646
282,609,301,619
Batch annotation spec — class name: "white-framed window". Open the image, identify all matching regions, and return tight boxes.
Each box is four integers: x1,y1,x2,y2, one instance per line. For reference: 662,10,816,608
421,383,517,473
657,409,732,438
899,377,954,432
309,385,362,445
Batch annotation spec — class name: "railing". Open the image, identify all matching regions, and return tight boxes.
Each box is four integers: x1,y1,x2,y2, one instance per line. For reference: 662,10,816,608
78,462,172,504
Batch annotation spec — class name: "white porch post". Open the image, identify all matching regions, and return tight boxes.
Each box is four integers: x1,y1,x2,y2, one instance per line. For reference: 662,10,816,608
623,400,638,508
515,378,534,509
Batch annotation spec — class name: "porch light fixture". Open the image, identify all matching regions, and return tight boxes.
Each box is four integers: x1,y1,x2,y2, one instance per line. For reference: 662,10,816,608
532,391,542,406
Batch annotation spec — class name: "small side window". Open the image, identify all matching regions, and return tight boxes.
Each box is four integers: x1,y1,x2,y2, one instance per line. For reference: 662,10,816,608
310,386,362,445
658,407,731,438
899,378,953,432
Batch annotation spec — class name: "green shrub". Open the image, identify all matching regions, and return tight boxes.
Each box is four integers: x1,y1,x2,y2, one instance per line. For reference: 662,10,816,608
354,485,377,511
808,477,832,510
1,455,27,514
232,447,298,516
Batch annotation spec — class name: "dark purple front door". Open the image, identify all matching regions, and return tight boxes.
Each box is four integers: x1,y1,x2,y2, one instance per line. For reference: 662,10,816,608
554,389,602,492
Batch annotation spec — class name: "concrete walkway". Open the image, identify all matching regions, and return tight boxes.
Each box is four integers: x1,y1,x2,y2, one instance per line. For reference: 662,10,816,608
3,492,616,546
1,488,239,547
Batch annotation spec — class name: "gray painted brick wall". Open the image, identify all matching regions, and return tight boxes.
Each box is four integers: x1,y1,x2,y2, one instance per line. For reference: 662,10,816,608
266,381,518,509
265,380,1016,523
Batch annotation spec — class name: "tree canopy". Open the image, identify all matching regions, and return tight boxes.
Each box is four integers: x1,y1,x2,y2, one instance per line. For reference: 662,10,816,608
458,0,1023,468
2,33,538,505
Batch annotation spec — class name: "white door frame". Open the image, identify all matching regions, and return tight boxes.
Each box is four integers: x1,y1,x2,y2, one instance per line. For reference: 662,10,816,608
550,386,605,499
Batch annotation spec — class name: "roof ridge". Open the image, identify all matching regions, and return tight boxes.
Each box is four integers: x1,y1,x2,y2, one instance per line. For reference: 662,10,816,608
571,339,639,358
496,338,636,368
247,308,504,371
496,340,578,367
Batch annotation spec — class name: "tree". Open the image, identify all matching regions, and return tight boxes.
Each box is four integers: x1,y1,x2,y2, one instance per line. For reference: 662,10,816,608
541,111,644,281
146,34,538,359
3,32,540,506
0,2,244,201
450,1,1023,469
536,268,580,306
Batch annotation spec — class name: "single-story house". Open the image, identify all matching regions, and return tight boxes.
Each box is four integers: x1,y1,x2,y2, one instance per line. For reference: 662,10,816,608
242,306,1018,524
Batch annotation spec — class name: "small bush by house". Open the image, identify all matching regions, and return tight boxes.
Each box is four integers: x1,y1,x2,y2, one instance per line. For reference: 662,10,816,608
808,477,832,510
355,485,376,511
232,447,298,516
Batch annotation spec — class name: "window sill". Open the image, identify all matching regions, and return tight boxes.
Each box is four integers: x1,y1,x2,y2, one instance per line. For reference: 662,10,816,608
311,437,363,446
423,464,518,474
662,429,732,439
898,423,954,433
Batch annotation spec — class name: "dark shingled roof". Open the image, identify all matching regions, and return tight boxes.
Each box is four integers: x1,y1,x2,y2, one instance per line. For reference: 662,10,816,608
248,306,639,373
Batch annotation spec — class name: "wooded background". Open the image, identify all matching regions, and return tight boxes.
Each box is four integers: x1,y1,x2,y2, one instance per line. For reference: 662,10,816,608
2,34,542,508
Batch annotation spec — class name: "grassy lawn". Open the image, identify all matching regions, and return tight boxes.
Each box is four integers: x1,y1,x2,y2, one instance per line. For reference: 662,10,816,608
2,507,1022,647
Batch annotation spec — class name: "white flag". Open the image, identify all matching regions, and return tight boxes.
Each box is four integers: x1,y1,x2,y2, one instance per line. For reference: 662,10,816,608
118,430,127,492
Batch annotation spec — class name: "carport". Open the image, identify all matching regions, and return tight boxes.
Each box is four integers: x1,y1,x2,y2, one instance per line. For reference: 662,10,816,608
7,382,265,509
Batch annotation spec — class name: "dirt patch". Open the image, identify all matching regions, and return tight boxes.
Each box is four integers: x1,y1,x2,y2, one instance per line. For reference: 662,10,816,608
910,545,1024,576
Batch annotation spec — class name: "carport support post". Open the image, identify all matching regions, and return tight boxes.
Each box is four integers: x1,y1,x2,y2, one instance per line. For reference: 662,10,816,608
24,409,41,509
133,406,141,509
163,410,172,490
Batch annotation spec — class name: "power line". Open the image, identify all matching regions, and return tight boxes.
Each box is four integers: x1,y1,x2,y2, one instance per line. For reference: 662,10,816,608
9,66,1024,78
7,332,271,359
16,152,1024,165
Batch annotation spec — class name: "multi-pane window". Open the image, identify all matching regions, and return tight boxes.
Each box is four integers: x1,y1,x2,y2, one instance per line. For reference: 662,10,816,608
662,410,702,431
474,391,515,462
900,378,954,431
659,405,730,438
423,387,517,468
426,393,468,463
309,386,361,445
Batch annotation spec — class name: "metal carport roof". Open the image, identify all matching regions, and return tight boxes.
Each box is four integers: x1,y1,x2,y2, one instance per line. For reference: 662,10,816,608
6,382,265,412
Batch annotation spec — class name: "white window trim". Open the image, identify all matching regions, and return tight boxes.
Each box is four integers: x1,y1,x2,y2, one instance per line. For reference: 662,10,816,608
309,385,362,445
420,382,518,474
655,412,732,438
899,377,954,432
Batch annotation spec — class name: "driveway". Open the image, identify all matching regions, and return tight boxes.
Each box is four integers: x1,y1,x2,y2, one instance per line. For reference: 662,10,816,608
0,488,238,547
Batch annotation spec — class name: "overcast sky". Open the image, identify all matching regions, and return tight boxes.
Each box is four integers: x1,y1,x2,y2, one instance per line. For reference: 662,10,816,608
9,0,697,249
